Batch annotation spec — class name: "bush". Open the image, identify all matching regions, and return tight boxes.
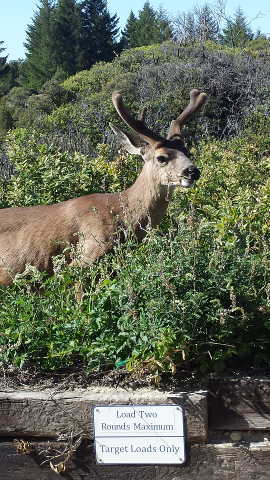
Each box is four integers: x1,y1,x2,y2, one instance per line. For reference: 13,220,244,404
57,43,270,141
5,42,269,158
0,102,13,139
0,129,141,208
0,126,269,376
0,42,270,380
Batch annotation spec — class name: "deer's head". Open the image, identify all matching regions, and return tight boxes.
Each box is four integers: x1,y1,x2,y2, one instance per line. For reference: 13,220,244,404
110,89,207,189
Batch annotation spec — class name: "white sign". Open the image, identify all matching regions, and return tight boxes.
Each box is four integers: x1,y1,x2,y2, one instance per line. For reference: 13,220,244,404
94,404,185,465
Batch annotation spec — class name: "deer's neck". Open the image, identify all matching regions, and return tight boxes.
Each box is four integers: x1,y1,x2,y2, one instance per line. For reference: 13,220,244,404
122,165,173,239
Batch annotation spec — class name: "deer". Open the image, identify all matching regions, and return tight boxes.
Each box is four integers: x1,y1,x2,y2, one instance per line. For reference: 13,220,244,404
0,89,207,287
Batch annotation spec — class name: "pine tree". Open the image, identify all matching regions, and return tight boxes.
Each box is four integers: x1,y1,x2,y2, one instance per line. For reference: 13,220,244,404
23,0,56,90
78,0,119,70
122,2,171,48
0,60,21,97
221,7,253,47
0,41,9,78
52,0,81,76
156,7,172,43
185,12,197,44
120,11,138,49
135,2,158,46
195,4,219,43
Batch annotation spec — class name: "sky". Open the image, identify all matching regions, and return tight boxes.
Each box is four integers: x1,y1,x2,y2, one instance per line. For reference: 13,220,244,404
1,0,270,61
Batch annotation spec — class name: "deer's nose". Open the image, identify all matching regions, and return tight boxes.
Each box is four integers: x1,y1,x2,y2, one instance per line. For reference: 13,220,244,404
182,166,200,181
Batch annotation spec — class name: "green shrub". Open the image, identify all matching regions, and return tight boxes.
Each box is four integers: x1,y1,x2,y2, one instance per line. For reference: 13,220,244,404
0,102,13,139
5,41,269,157
1,43,270,378
0,126,269,377
0,129,141,208
62,62,126,95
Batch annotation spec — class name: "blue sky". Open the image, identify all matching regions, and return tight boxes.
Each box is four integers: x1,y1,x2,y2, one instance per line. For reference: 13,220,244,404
2,0,270,61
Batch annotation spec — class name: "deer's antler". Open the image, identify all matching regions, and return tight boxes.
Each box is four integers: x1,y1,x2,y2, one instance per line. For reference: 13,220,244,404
167,89,207,140
112,92,164,146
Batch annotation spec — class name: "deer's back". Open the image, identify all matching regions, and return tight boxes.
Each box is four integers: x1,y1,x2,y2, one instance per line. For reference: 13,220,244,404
0,192,122,283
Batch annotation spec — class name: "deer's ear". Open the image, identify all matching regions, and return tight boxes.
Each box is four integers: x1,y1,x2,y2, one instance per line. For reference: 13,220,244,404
110,124,144,156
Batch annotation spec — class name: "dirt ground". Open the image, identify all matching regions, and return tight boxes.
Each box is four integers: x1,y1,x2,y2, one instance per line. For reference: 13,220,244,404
1,363,270,393
0,364,208,392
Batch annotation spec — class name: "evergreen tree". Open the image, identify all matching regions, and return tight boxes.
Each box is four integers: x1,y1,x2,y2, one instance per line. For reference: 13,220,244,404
78,0,119,70
122,2,172,48
0,60,21,97
0,41,9,78
185,12,197,44
156,7,172,42
120,11,138,49
221,7,253,47
195,4,219,42
52,0,81,76
23,0,56,90
0,41,10,99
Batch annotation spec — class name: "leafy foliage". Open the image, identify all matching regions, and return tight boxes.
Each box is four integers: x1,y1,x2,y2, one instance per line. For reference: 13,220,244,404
0,40,9,83
0,129,140,207
36,43,270,144
1,41,270,171
0,123,269,376
0,37,270,380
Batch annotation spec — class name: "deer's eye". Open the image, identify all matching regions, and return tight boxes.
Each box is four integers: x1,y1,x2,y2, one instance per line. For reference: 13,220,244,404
157,155,169,164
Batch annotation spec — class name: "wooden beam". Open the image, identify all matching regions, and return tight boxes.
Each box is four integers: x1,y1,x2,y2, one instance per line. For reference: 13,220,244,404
209,378,270,431
0,389,207,443
1,440,270,480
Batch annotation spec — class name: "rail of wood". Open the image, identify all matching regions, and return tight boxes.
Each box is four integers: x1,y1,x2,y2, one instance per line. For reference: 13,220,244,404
0,389,207,442
0,378,270,479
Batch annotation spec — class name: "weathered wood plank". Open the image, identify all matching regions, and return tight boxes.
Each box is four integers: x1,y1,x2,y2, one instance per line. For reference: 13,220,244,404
1,440,270,480
209,378,270,431
0,389,207,442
